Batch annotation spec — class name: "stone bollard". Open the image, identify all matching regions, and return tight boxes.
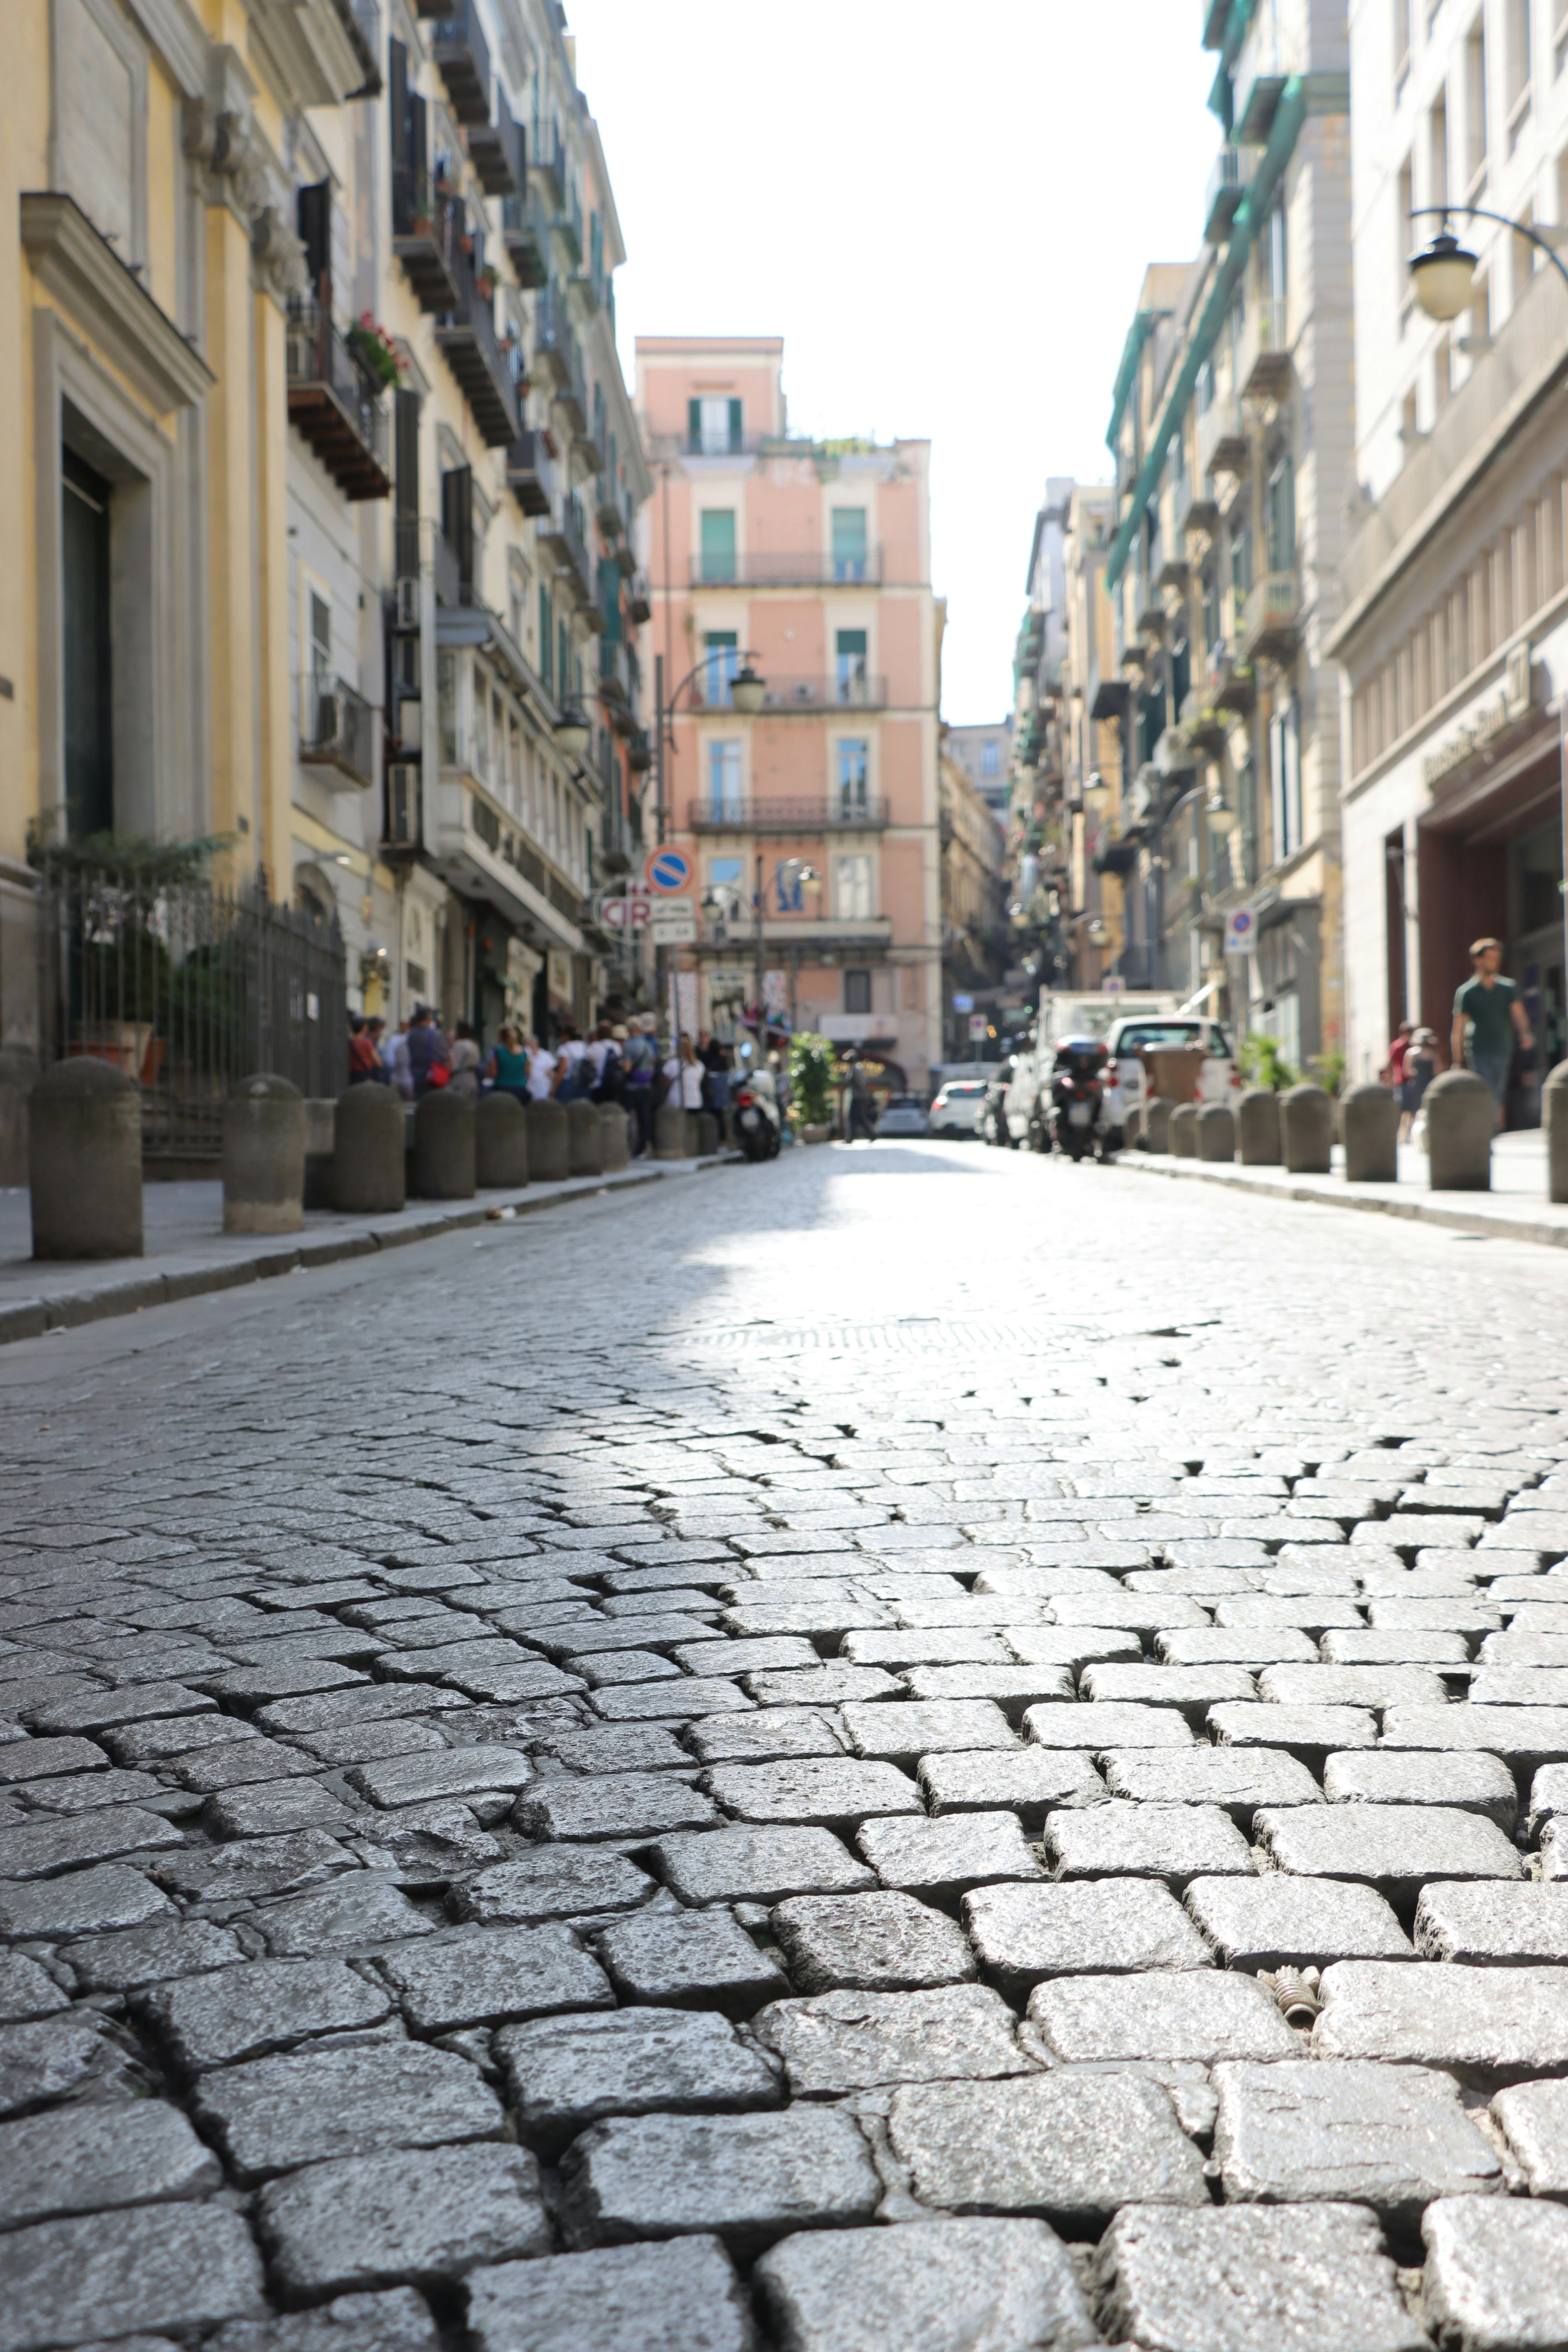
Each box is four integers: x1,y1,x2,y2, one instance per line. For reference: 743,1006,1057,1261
653,1102,686,1161
1169,1103,1199,1158
526,1098,568,1181
1341,1082,1400,1183
684,1110,702,1157
223,1074,305,1234
302,1099,336,1210
476,1091,528,1188
1197,1104,1236,1163
333,1084,405,1213
566,1097,604,1177
413,1091,475,1199
1143,1096,1174,1153
1546,1060,1568,1205
1425,1069,1493,1191
1237,1087,1282,1165
599,1102,630,1172
1280,1082,1334,1174
29,1057,143,1260
696,1110,719,1156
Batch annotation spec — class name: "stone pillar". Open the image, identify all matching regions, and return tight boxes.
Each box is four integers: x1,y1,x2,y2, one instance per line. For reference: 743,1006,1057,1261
567,1098,603,1176
476,1092,528,1188
29,1058,143,1260
1425,1069,1493,1191
302,1099,336,1210
1169,1103,1199,1157
653,1102,686,1161
332,1085,405,1213
599,1102,630,1172
1545,1060,1568,1205
684,1110,701,1157
1197,1105,1236,1163
1237,1087,1281,1165
526,1098,569,1181
696,1110,719,1156
222,1074,305,1234
413,1091,476,1199
1341,1082,1400,1183
1142,1096,1174,1153
1280,1083,1333,1174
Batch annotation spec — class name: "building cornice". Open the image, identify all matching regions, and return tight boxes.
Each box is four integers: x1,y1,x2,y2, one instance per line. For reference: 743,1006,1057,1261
20,193,215,412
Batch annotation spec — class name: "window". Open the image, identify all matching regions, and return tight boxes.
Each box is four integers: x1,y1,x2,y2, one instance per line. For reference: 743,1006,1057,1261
835,855,873,921
1229,519,1252,607
1396,156,1415,315
831,508,869,581
835,628,868,702
707,738,742,816
1506,0,1532,140
708,856,743,891
981,740,999,776
1428,93,1449,207
539,584,553,693
843,967,872,1015
1266,454,1295,574
837,738,869,815
1465,15,1489,190
688,396,742,455
308,592,331,685
1394,0,1411,85
699,508,737,583
1270,700,1302,862
703,630,738,705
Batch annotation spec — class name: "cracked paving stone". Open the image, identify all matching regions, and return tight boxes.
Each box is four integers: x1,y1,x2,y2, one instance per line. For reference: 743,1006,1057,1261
16,1767,168,1813
917,1747,1105,1825
1413,1882,1568,1964
1182,1876,1414,1971
202,1782,354,1839
1100,1746,1323,1825
352,1800,503,1880
887,2070,1209,2225
702,1757,919,1831
771,1889,976,1991
1045,1800,1255,1886
24,1682,218,1737
151,1828,358,1903
651,1825,873,1906
192,2038,506,2182
855,1809,1041,1901
1323,1751,1518,1831
454,1848,654,1925
680,1710,846,1767
592,1905,786,2014
963,1879,1212,1990
1022,1702,1196,1753
0,2009,146,2116
209,2286,440,2352
0,1953,68,2022
464,2235,755,2352
557,2106,881,2257
750,1982,1029,2098
497,2006,781,2156
1312,1961,1568,2085
0,2205,267,2350
1094,2202,1427,2352
0,1805,183,1880
512,1771,719,1843
346,1746,534,1809
550,1725,692,1774
0,2099,222,2229
254,1874,438,1958
0,1737,111,1784
1421,2195,1568,2352
140,1957,395,2070
1488,2078,1568,2196
382,1923,612,2031
753,2217,1097,2352
1027,1969,1299,2065
257,2142,551,2299
0,1861,173,1940
1212,2060,1501,2228
60,1916,247,1991
1254,1804,1525,1896
254,1687,468,1737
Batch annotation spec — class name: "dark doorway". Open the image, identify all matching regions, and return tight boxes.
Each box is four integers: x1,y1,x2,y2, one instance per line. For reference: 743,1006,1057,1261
62,446,114,838
1384,828,1407,1044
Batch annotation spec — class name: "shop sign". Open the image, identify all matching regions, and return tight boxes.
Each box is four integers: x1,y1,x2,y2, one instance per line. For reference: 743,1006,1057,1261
1423,644,1533,787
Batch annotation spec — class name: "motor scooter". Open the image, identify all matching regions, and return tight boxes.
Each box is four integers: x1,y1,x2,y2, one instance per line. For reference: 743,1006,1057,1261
1048,1036,1117,1163
733,1065,782,1160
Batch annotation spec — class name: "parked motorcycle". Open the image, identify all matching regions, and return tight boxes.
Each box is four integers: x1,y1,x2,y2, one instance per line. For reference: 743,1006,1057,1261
1048,1036,1118,1163
733,1066,782,1160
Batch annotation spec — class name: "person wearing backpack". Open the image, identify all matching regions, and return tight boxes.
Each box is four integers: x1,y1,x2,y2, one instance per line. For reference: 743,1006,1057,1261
405,1005,451,1100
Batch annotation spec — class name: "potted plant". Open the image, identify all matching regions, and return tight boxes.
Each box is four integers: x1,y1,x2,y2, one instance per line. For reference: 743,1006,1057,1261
347,314,404,390
789,1031,837,1142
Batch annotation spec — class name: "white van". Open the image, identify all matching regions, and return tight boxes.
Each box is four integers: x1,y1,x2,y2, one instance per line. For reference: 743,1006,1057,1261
1006,992,1189,1147
1102,1011,1241,1143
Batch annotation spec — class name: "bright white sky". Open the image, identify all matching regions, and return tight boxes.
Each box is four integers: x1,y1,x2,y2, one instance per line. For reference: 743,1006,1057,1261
570,2,1220,726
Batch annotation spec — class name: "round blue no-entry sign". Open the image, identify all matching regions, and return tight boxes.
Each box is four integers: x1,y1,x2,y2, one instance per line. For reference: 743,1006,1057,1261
646,848,693,895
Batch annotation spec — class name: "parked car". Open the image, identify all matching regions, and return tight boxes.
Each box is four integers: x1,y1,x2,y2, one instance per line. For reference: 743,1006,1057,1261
1102,1013,1240,1146
875,1094,930,1138
929,1079,988,1136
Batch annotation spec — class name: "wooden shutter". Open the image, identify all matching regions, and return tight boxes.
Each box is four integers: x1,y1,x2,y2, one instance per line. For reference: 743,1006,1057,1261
688,399,701,453
442,466,474,597
296,180,331,300
728,398,742,451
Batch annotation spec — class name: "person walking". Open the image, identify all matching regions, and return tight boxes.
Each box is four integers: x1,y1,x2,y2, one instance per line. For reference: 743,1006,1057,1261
663,1033,705,1114
405,1004,451,1100
1399,1026,1439,1143
347,1016,381,1084
1381,1019,1413,1091
526,1033,558,1101
486,1024,531,1104
554,1024,589,1102
699,1028,733,1138
1451,938,1534,1130
622,1014,658,1156
381,1018,413,1099
845,1054,876,1143
448,1021,482,1102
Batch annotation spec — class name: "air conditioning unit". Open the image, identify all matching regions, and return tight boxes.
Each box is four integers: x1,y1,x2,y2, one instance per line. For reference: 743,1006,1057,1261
314,690,343,754
386,762,421,846
394,576,420,630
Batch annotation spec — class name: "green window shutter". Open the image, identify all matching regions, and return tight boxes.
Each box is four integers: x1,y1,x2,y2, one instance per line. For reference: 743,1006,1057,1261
835,630,868,657
728,397,742,452
559,622,570,701
699,510,737,583
599,557,623,639
688,399,701,454
831,508,868,579
539,586,552,693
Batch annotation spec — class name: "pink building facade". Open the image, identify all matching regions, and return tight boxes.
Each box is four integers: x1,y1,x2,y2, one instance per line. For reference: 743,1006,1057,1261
635,337,942,1088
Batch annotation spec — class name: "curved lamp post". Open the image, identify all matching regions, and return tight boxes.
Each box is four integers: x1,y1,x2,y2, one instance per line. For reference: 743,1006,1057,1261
1407,205,1568,320
650,646,768,1043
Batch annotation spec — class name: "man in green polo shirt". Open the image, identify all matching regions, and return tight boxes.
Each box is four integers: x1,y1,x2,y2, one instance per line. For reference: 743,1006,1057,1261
1451,936,1533,1129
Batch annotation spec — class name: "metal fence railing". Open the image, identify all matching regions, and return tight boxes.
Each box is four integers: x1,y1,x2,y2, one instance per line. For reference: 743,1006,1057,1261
37,861,348,1160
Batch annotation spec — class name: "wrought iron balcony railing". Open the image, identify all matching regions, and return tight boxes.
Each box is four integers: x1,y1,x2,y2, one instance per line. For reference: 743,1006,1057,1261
298,670,376,786
284,298,390,501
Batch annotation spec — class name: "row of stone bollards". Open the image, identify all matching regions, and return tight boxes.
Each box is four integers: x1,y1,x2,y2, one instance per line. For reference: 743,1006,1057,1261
1141,1062,1568,1201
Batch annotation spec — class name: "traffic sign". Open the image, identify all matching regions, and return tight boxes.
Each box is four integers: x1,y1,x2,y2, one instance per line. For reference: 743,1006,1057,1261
1225,906,1259,954
650,901,697,947
645,848,693,895
968,1013,989,1041
1102,975,1125,996
602,894,650,931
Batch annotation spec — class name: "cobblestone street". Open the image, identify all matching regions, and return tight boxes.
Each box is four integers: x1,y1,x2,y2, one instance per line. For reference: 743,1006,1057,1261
4,1139,1568,2352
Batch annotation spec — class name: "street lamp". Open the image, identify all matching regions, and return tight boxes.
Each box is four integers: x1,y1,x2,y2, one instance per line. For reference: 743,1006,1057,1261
1406,205,1568,321
554,705,592,760
651,646,768,1045
1204,790,1238,835
731,664,767,716
1083,771,1112,809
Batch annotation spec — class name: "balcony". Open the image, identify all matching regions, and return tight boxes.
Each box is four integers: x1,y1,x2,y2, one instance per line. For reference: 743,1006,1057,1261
1234,72,1287,144
506,428,552,518
689,671,890,715
501,190,548,288
532,284,577,392
434,264,521,446
432,526,477,610
391,173,462,313
687,548,884,588
426,0,490,125
627,570,652,626
540,490,595,612
1238,570,1301,664
1203,147,1248,244
687,796,891,833
298,672,376,787
285,299,390,501
1198,395,1247,481
1179,686,1229,757
627,725,653,774
1237,298,1291,401
598,635,632,706
468,96,523,198
385,760,422,849
530,121,567,207
1208,648,1257,714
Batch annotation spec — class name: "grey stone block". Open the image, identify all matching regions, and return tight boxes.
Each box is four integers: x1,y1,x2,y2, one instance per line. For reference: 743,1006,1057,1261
210,2287,440,2352
889,2071,1208,2226
1001,1626,1142,1673
1046,1799,1254,1885
0,1804,181,1880
498,2007,780,2157
557,2108,880,2257
347,1747,535,1808
856,1809,1042,1900
741,1668,896,1711
0,2099,221,2229
0,2009,143,2117
1258,1662,1452,1710
201,1781,352,1838
753,2218,1097,2352
840,1630,1010,1669
1079,1664,1258,1716
0,1953,67,2022
16,1766,161,1813
152,1826,357,1904
1490,2078,1568,2197
1421,2194,1568,2352
651,1826,873,1907
1028,1969,1299,2064
1214,1595,1366,1633
837,1699,1016,1766
1101,1745,1322,1824
963,1880,1212,1991
0,1737,111,1785
592,1907,785,2016
0,2205,265,2348
1382,1705,1568,1766
60,1916,244,1992
772,1889,976,1991
381,1924,612,2032
257,2142,551,2297
465,2236,755,2352
514,1772,719,1842
1322,1629,1472,1666
1324,1750,1517,1831
1414,1883,1568,1964
592,1677,751,1722
682,1710,846,1767
701,1759,919,1830
141,1957,394,2070
1212,2060,1500,2228
1314,1960,1568,2085
1096,2202,1426,2352
1155,1628,1318,1668
257,1875,437,1958
897,1664,1076,1714
1256,1804,1524,1896
1022,1702,1195,1752
751,1984,1030,2097
454,1849,655,1926
1184,1875,1414,1970
1528,1763,1568,1838
1210,1702,1379,1760
550,1726,692,1775
193,2038,504,2182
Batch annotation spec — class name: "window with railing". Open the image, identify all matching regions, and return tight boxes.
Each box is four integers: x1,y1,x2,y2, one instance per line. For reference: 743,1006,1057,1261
835,630,868,702
699,509,737,583
837,737,870,818
708,738,742,819
831,508,869,581
689,396,742,454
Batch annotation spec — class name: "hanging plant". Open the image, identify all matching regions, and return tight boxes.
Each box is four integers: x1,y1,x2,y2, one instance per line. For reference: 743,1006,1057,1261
347,314,404,389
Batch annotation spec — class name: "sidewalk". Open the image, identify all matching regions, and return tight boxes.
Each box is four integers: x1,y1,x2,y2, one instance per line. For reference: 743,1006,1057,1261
0,1156,728,1345
1116,1127,1568,1249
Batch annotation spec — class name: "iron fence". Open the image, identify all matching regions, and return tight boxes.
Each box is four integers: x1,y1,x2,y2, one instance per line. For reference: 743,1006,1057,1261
37,862,348,1160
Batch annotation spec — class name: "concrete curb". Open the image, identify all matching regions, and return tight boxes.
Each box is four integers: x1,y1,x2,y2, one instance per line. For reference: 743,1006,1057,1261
0,1158,737,1348
1114,1147,1568,1251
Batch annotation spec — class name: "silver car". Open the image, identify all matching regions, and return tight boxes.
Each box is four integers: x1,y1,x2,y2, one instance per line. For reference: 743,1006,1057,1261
875,1094,930,1138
